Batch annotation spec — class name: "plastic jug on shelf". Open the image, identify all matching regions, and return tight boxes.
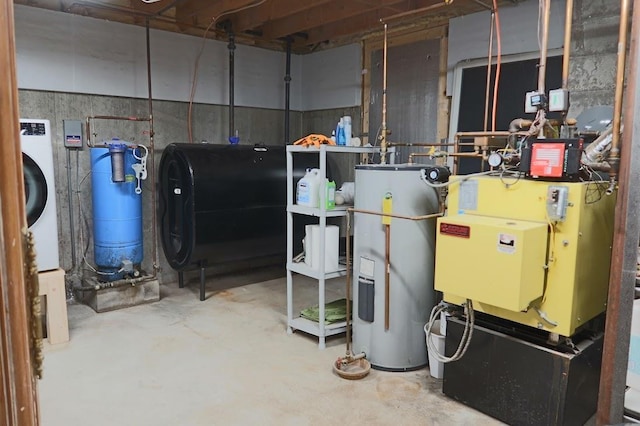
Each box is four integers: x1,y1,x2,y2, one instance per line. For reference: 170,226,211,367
296,168,321,207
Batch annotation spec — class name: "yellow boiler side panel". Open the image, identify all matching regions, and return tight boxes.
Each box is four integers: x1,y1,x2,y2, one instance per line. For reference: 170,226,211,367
435,215,548,312
436,176,615,337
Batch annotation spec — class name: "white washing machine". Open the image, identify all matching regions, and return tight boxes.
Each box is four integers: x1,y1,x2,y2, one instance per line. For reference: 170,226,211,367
20,119,60,272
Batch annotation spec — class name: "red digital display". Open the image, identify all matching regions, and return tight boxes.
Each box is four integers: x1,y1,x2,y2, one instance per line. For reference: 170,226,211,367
440,223,471,238
530,143,566,177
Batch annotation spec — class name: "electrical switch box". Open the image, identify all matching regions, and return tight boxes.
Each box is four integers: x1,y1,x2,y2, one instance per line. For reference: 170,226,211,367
435,214,548,312
549,88,569,112
546,185,569,221
63,120,83,149
525,91,547,114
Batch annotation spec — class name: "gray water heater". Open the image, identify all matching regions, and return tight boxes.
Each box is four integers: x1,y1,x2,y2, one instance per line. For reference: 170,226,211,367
352,165,439,371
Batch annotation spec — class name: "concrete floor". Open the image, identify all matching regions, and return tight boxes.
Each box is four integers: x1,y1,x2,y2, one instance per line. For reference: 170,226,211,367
39,270,501,426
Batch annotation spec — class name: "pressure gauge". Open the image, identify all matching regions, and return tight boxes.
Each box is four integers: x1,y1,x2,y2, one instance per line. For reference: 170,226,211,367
488,152,503,168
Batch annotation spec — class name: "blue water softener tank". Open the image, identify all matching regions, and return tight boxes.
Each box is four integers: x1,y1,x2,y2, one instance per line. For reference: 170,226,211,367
90,140,143,281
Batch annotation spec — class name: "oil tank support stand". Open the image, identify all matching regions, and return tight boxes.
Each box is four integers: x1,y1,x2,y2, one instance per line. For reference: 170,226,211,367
199,264,206,301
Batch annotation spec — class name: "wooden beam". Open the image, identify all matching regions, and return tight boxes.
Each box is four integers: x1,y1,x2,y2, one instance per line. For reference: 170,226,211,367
0,0,39,424
262,0,407,40
176,0,258,25
128,0,175,16
303,0,449,45
231,0,334,32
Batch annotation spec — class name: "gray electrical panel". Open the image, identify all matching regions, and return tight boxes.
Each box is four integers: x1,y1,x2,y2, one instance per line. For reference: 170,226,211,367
63,120,83,149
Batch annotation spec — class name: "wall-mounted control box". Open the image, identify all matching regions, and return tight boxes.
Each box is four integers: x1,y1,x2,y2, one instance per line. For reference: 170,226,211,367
63,120,83,149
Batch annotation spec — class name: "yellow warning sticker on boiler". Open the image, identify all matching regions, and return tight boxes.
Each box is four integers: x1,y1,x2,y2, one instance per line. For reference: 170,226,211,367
498,233,516,254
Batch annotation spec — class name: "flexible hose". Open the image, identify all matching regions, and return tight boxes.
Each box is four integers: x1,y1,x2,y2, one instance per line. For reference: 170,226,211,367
426,300,475,363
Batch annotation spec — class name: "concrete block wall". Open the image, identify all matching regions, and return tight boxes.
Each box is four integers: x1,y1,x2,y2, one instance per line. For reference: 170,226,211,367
19,89,304,285
568,0,622,118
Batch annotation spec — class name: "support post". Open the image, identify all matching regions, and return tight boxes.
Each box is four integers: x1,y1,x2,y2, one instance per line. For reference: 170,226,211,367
228,28,236,142
199,265,206,301
597,1,640,423
284,36,292,144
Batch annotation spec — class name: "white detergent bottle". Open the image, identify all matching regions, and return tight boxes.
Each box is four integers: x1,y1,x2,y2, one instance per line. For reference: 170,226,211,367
296,168,321,207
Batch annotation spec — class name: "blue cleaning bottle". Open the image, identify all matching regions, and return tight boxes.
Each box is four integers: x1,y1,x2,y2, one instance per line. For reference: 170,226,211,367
336,118,346,146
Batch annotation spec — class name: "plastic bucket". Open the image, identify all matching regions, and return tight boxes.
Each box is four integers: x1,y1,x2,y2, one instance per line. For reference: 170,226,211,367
425,320,445,379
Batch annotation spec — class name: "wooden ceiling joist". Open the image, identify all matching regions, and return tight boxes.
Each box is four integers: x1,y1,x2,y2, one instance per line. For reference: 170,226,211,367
231,0,335,33
261,0,407,40
301,0,450,46
14,0,498,53
176,0,258,26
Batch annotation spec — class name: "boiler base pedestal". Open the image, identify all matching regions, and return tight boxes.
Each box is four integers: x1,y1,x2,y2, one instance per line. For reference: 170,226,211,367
443,316,603,426
79,276,159,312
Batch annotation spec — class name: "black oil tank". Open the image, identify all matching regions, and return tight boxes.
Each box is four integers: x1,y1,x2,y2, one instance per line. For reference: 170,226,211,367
159,143,317,271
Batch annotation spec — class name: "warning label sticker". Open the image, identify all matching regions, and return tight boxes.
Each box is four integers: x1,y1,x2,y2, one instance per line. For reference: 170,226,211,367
497,233,516,254
440,223,471,238
531,143,565,177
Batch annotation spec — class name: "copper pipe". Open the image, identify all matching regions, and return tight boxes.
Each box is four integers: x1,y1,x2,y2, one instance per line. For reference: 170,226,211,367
509,118,533,132
609,0,631,183
345,212,352,355
562,0,574,90
146,20,159,278
538,0,551,95
380,23,389,164
85,115,151,147
562,0,574,125
384,224,391,331
448,152,485,158
389,142,477,147
347,209,442,333
597,0,638,423
484,12,496,132
550,118,577,126
409,152,448,164
455,131,511,137
349,208,442,222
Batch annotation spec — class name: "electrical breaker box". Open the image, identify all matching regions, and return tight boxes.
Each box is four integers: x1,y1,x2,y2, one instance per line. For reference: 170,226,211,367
63,120,83,148
434,214,548,312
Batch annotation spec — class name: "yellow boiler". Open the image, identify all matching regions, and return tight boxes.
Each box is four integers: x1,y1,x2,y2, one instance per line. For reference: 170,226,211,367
434,176,615,337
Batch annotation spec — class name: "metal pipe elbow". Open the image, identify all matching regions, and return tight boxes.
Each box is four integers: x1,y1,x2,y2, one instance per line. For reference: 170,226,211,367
509,118,533,133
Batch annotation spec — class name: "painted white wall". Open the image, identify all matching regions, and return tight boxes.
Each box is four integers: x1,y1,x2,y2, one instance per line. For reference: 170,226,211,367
447,0,566,95
14,4,302,110
300,43,362,111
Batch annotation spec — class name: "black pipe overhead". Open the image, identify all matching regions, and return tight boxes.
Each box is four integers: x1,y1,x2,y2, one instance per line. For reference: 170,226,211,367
228,28,236,141
284,37,292,144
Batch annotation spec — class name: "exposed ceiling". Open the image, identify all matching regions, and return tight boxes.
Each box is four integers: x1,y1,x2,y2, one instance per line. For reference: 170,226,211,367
13,0,518,53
